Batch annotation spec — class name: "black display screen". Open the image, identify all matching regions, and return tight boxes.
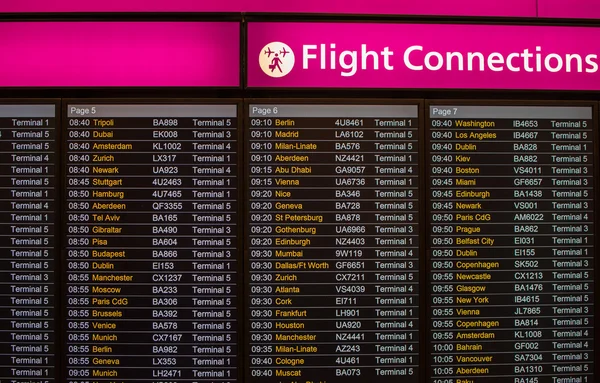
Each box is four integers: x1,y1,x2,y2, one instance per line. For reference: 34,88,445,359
0,97,595,383
0,102,57,383
63,101,240,382
427,104,595,383
245,102,421,383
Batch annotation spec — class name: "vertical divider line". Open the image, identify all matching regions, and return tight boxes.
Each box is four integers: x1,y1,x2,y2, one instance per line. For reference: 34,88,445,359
593,101,598,383
237,98,245,383
239,17,248,383
421,100,430,383
238,18,248,383
57,98,65,383
242,98,250,383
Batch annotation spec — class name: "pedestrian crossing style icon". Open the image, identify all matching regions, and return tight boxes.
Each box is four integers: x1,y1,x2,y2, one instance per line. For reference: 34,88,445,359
260,42,295,78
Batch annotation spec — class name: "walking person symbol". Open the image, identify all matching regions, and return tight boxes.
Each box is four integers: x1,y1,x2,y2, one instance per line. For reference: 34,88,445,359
269,53,283,73
260,42,294,78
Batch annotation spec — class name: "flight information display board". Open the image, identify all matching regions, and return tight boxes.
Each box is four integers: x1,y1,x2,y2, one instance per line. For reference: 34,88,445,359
427,103,595,383
246,101,420,383
0,102,57,383
63,101,240,382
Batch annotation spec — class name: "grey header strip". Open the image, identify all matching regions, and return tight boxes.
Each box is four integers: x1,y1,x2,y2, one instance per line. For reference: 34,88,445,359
67,105,237,118
249,104,418,118
430,105,592,119
0,105,55,118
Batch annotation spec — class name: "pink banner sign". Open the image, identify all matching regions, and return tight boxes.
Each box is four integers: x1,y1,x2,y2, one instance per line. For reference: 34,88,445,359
0,22,239,87
0,0,535,16
0,0,244,12
247,22,600,90
538,0,600,19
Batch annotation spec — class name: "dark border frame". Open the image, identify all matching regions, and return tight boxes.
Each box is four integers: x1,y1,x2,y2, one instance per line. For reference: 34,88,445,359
60,97,244,383
424,98,598,383
242,97,424,383
0,98,61,382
